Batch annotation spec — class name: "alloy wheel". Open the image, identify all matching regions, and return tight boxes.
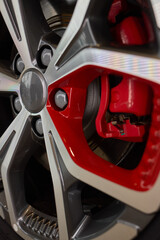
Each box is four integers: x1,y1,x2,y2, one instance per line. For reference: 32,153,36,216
0,0,160,239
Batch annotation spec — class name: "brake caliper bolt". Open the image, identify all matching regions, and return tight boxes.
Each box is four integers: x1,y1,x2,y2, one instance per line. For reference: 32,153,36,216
14,97,22,112
54,90,68,110
16,56,24,73
35,118,43,136
41,48,52,67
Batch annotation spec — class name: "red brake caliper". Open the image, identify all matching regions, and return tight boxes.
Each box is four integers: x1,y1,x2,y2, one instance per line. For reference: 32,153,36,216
96,76,152,142
96,0,153,142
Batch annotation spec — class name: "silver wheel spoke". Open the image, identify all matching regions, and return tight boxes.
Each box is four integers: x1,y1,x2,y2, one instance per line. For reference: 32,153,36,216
46,47,160,86
41,108,84,240
49,0,91,67
45,0,93,83
0,65,19,93
0,0,49,68
0,108,29,224
40,110,160,215
151,0,160,28
41,109,155,240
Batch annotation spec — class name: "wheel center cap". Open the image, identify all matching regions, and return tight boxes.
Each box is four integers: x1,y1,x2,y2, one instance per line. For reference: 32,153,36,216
20,69,47,113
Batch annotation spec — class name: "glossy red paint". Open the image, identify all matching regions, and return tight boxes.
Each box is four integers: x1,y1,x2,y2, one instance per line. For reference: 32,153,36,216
110,77,152,116
111,16,148,45
108,0,128,23
95,76,152,142
96,118,147,142
108,0,154,45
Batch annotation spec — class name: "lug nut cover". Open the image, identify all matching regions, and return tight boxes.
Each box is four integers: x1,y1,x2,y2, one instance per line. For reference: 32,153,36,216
41,48,52,67
14,97,22,112
16,56,25,73
35,118,43,136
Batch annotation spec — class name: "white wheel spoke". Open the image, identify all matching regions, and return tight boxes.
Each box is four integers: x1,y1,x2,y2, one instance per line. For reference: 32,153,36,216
49,0,91,67
40,109,160,215
0,108,29,224
46,47,160,86
0,0,49,68
45,0,93,84
41,108,84,240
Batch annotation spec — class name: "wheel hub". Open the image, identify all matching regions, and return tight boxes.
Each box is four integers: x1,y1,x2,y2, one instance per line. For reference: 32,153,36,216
20,69,47,113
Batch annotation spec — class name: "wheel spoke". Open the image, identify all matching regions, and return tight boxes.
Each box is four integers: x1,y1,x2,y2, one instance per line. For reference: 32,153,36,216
0,108,29,225
41,108,84,240
46,47,160,86
49,0,92,67
42,107,160,215
150,0,160,28
0,64,19,93
45,0,96,83
0,0,49,68
41,108,156,240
